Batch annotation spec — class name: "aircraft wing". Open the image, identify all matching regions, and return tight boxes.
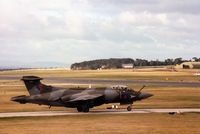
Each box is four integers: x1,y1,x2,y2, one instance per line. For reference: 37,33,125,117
65,94,103,103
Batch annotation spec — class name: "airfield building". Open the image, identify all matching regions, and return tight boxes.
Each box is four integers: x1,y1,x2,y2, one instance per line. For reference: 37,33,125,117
122,64,134,69
176,62,200,69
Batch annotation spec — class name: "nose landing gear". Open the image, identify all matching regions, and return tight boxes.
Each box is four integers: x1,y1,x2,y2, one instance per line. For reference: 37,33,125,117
127,104,133,111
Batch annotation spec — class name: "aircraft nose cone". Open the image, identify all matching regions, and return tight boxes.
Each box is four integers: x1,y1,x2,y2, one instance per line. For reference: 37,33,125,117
11,97,15,101
138,92,153,99
11,97,18,101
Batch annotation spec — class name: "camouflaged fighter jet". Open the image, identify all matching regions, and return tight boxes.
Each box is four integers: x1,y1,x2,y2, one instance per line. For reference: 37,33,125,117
11,76,153,112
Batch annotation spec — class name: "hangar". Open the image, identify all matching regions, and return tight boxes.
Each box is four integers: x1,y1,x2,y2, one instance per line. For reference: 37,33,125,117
122,64,134,69
176,62,200,69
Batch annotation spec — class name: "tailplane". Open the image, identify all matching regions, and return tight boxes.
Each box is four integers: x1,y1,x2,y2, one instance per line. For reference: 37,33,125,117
21,76,48,95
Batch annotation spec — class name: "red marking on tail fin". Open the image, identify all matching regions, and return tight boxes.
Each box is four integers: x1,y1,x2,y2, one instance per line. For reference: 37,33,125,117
38,85,44,91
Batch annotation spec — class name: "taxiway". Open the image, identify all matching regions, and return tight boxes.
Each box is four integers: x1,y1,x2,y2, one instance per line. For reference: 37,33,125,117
0,76,200,87
0,108,200,118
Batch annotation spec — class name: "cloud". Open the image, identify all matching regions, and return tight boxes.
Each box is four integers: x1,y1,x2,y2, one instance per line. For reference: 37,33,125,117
91,0,200,14
118,11,170,26
0,0,200,67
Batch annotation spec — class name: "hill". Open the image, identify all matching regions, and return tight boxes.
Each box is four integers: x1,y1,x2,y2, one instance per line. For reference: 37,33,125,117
70,57,200,70
71,58,134,70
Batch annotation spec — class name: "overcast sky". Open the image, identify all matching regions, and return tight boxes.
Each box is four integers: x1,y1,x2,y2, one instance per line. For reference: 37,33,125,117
0,0,200,67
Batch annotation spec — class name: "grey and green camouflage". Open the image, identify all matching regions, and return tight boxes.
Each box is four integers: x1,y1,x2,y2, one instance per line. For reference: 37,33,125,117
11,76,153,112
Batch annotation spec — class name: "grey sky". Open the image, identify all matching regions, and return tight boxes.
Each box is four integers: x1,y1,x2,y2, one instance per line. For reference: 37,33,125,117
0,0,200,67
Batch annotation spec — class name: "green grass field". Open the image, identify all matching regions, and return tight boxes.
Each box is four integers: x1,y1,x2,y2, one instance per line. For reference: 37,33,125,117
0,82,200,113
0,68,200,112
1,113,200,134
0,68,200,134
0,68,200,82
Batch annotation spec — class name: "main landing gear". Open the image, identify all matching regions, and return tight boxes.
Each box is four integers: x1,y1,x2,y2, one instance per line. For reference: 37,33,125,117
77,102,89,112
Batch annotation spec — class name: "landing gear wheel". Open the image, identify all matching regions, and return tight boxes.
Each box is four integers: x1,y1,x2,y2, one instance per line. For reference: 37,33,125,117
82,103,89,112
127,106,132,111
77,106,83,112
83,107,89,112
77,102,89,112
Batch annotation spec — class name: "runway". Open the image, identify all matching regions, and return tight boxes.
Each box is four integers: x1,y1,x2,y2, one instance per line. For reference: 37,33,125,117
45,77,200,87
0,76,200,87
0,108,200,118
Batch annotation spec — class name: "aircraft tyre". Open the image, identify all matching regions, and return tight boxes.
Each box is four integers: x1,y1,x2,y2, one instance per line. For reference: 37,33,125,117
82,103,89,112
77,106,83,112
127,106,132,111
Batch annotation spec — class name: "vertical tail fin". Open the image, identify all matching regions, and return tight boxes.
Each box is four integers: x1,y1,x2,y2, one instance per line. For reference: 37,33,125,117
21,76,44,95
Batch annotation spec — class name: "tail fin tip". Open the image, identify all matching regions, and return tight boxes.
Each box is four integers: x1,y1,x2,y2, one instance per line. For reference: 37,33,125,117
21,76,43,95
21,76,43,81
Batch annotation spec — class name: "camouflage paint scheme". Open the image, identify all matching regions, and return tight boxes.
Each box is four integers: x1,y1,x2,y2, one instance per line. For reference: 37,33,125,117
11,76,153,112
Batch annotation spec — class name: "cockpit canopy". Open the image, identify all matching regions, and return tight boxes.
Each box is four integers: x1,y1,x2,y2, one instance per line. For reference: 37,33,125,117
111,85,133,92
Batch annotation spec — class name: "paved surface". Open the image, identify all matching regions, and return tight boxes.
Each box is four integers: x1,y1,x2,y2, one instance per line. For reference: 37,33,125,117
0,76,200,87
0,108,200,118
46,77,200,87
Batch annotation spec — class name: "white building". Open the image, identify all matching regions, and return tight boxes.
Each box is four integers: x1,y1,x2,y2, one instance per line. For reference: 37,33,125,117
122,64,134,68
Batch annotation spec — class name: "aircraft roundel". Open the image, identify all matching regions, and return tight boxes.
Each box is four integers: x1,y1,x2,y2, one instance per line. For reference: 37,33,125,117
37,85,44,91
123,95,127,99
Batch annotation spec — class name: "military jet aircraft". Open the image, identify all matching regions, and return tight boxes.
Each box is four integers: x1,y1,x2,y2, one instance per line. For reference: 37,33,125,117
11,76,153,112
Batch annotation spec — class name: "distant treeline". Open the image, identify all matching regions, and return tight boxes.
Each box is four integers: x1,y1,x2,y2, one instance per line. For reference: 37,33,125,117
0,68,32,71
70,57,200,70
